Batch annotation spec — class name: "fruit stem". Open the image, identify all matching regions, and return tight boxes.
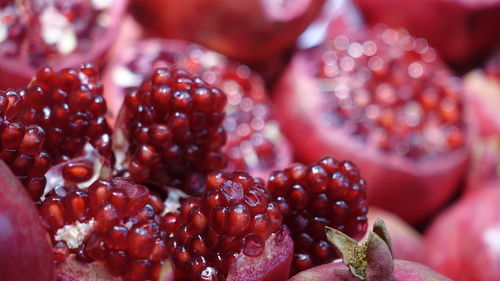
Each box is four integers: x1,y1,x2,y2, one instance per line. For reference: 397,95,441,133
325,219,395,281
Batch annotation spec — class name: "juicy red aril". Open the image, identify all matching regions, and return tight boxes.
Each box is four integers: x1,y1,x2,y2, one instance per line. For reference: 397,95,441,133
38,178,168,281
267,156,368,274
166,171,282,280
315,26,465,159
117,67,227,195
0,64,111,200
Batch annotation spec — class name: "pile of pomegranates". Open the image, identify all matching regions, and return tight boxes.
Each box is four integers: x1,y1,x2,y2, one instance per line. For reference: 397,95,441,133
1,1,499,281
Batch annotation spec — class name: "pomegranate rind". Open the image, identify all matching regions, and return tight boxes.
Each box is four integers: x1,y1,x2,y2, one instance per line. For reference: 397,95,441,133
227,230,294,281
425,187,500,281
0,161,55,281
352,0,500,68
0,0,129,89
56,255,174,281
129,0,325,64
288,260,451,281
274,53,470,224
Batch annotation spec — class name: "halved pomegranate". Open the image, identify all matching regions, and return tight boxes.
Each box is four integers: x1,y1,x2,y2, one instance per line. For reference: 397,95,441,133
129,0,325,64
352,0,500,69
267,156,368,274
0,64,112,200
105,39,292,180
0,160,55,281
38,177,174,281
0,0,128,89
274,25,469,224
164,171,293,280
425,186,500,281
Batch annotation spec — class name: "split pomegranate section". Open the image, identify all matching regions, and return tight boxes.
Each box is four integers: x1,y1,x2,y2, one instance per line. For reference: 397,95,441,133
0,64,112,200
0,0,128,88
267,157,368,274
104,39,292,181
274,25,469,223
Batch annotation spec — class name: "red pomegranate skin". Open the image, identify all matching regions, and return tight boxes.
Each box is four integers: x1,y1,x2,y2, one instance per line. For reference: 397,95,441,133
129,0,325,64
0,160,55,281
425,186,500,281
352,0,500,69
367,208,426,264
288,260,452,281
273,47,469,224
0,0,128,89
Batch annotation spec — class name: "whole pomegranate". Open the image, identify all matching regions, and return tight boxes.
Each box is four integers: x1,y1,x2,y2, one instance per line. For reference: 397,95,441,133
0,160,55,281
425,186,500,281
129,0,325,64
289,220,451,281
352,0,500,69
274,25,469,223
366,207,425,264
106,39,292,181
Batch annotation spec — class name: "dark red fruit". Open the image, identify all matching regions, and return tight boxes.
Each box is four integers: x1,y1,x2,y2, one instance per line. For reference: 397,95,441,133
107,40,291,181
425,186,500,281
38,177,171,281
113,66,227,195
274,25,469,223
0,0,128,89
0,160,55,281
165,171,293,281
129,0,325,64
352,0,500,69
0,64,112,200
267,156,368,274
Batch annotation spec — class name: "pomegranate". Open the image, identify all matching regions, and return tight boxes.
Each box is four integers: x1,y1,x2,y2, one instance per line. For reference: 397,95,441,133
0,64,112,201
352,0,500,69
290,219,451,281
463,55,500,192
38,176,174,281
129,0,325,64
0,160,55,281
366,207,425,264
267,156,369,274
274,25,469,223
164,171,293,280
425,186,500,281
112,66,228,195
106,39,292,180
0,0,128,89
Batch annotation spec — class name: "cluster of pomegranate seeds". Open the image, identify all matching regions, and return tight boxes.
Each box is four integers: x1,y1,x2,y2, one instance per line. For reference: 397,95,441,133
0,0,114,67
39,177,168,281
164,171,284,280
117,66,227,195
267,156,368,273
108,40,290,178
314,25,465,159
0,64,111,200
